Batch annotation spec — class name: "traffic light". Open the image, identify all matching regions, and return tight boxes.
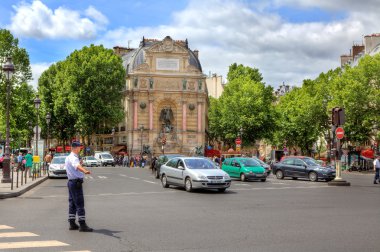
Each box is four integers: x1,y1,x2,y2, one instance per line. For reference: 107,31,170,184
332,107,345,126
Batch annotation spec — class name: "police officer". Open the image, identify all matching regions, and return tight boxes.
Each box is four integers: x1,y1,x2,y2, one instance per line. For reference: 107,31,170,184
65,141,93,232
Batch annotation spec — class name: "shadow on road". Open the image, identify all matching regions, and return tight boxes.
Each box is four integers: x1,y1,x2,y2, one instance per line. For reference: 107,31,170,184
93,229,123,239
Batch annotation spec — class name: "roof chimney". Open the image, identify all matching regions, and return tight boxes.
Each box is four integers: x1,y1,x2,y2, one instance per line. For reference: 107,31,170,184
193,50,199,58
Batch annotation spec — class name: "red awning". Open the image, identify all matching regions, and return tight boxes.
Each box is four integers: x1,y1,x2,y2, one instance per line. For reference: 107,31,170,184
65,146,71,151
361,149,374,159
56,146,63,152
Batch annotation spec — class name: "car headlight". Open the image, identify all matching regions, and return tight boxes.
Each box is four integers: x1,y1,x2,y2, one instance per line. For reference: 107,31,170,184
198,175,207,180
49,166,56,170
224,175,230,180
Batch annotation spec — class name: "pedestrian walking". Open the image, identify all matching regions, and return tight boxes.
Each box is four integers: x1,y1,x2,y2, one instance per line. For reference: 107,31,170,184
374,156,380,184
65,141,93,232
17,152,23,171
24,151,33,177
123,155,129,167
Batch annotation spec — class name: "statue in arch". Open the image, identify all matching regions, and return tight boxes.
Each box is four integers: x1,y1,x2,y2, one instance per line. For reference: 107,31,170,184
159,108,174,133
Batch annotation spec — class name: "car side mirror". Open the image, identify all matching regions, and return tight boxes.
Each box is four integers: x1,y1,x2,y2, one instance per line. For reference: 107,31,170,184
178,166,185,170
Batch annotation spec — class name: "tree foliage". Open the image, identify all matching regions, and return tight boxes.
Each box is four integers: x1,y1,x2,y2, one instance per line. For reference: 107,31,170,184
208,64,275,146
0,29,34,147
38,44,125,144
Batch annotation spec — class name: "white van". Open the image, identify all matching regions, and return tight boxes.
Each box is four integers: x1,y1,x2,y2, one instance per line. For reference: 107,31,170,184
94,152,115,167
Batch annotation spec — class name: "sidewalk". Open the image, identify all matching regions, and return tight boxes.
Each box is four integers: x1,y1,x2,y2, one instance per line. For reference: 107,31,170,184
0,168,48,199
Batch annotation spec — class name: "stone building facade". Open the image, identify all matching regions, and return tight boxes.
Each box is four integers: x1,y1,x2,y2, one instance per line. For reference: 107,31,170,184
113,36,208,155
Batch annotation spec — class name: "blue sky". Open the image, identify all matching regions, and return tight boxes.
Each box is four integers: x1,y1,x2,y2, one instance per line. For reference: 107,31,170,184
1,0,379,88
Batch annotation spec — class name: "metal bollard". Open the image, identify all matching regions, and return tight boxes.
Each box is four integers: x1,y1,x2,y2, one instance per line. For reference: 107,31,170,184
16,168,19,188
21,169,23,186
11,167,14,190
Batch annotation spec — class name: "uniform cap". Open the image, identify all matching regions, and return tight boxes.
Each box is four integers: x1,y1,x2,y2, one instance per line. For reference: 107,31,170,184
71,141,81,148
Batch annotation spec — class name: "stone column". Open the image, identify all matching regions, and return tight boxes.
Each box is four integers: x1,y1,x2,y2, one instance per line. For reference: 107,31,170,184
182,102,187,132
133,100,138,130
149,100,153,130
197,103,202,132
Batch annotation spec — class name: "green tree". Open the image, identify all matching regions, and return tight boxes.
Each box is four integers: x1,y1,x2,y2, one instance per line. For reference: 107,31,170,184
0,29,33,147
209,64,275,146
38,44,125,145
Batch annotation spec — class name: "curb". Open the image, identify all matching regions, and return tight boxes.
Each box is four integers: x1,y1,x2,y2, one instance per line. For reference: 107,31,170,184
0,176,48,199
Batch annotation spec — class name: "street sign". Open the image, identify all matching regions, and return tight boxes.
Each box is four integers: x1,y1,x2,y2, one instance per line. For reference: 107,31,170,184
235,138,241,145
336,127,344,140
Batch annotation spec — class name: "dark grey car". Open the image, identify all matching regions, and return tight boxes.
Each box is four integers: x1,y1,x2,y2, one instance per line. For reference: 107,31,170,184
272,157,335,182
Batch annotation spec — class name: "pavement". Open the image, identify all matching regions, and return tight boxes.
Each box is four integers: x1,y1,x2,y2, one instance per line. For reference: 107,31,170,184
0,168,48,199
0,166,379,251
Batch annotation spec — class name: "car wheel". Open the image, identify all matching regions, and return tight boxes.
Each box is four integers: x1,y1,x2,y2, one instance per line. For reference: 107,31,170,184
260,178,266,182
292,177,298,180
185,177,193,192
309,172,318,182
240,173,246,181
155,169,160,179
218,188,226,192
276,170,284,179
161,175,169,188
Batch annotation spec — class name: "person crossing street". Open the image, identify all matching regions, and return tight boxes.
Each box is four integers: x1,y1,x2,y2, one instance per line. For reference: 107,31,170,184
65,141,93,232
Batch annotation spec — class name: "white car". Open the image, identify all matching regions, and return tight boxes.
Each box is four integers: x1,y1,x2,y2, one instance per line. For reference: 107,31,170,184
94,152,115,166
82,156,100,167
160,157,231,192
48,156,67,178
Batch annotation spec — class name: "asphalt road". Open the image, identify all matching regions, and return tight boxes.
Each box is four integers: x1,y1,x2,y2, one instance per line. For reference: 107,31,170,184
0,166,379,252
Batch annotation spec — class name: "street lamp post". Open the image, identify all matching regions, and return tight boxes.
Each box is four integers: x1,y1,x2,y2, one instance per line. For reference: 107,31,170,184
28,121,33,148
34,95,41,157
111,127,115,152
46,112,51,153
1,57,15,183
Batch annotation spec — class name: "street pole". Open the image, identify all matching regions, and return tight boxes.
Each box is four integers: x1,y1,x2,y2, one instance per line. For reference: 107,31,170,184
1,57,14,183
34,95,41,157
46,112,51,154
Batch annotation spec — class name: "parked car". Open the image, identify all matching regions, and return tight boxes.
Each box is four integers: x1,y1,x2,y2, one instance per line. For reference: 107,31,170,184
272,156,335,182
94,152,115,166
160,157,231,192
252,157,271,175
82,156,100,167
154,154,185,179
48,156,67,178
222,157,267,182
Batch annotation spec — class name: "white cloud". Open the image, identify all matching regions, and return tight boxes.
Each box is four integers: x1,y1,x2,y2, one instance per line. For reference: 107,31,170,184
29,62,53,89
8,0,108,39
97,0,380,87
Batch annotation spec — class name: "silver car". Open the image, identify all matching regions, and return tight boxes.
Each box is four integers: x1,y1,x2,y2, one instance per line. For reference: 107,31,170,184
83,156,100,167
48,156,67,178
160,157,231,192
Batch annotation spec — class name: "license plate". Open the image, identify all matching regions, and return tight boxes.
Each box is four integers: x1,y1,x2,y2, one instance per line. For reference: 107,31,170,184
210,180,222,184
256,174,263,177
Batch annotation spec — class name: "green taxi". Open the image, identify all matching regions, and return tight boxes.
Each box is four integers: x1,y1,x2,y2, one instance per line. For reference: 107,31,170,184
222,157,267,182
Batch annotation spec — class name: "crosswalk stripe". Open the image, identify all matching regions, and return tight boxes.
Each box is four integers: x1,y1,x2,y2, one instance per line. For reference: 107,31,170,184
0,226,13,230
98,176,107,179
129,177,140,180
0,240,69,249
0,232,38,238
119,174,127,177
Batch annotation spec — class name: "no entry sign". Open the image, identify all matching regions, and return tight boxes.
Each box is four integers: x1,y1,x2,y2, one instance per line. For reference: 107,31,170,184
335,127,345,140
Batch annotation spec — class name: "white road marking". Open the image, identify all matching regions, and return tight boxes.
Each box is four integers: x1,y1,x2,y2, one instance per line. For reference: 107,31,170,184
0,240,69,249
0,226,13,230
233,185,331,191
129,177,140,180
234,183,250,186
143,180,157,184
119,174,127,177
98,176,107,179
64,251,92,252
85,176,94,180
0,232,38,238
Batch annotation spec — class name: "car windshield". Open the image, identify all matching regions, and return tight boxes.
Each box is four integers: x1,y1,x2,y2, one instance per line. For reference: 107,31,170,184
102,154,113,159
184,159,216,169
52,157,66,164
302,158,319,166
240,159,261,167
86,157,96,160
